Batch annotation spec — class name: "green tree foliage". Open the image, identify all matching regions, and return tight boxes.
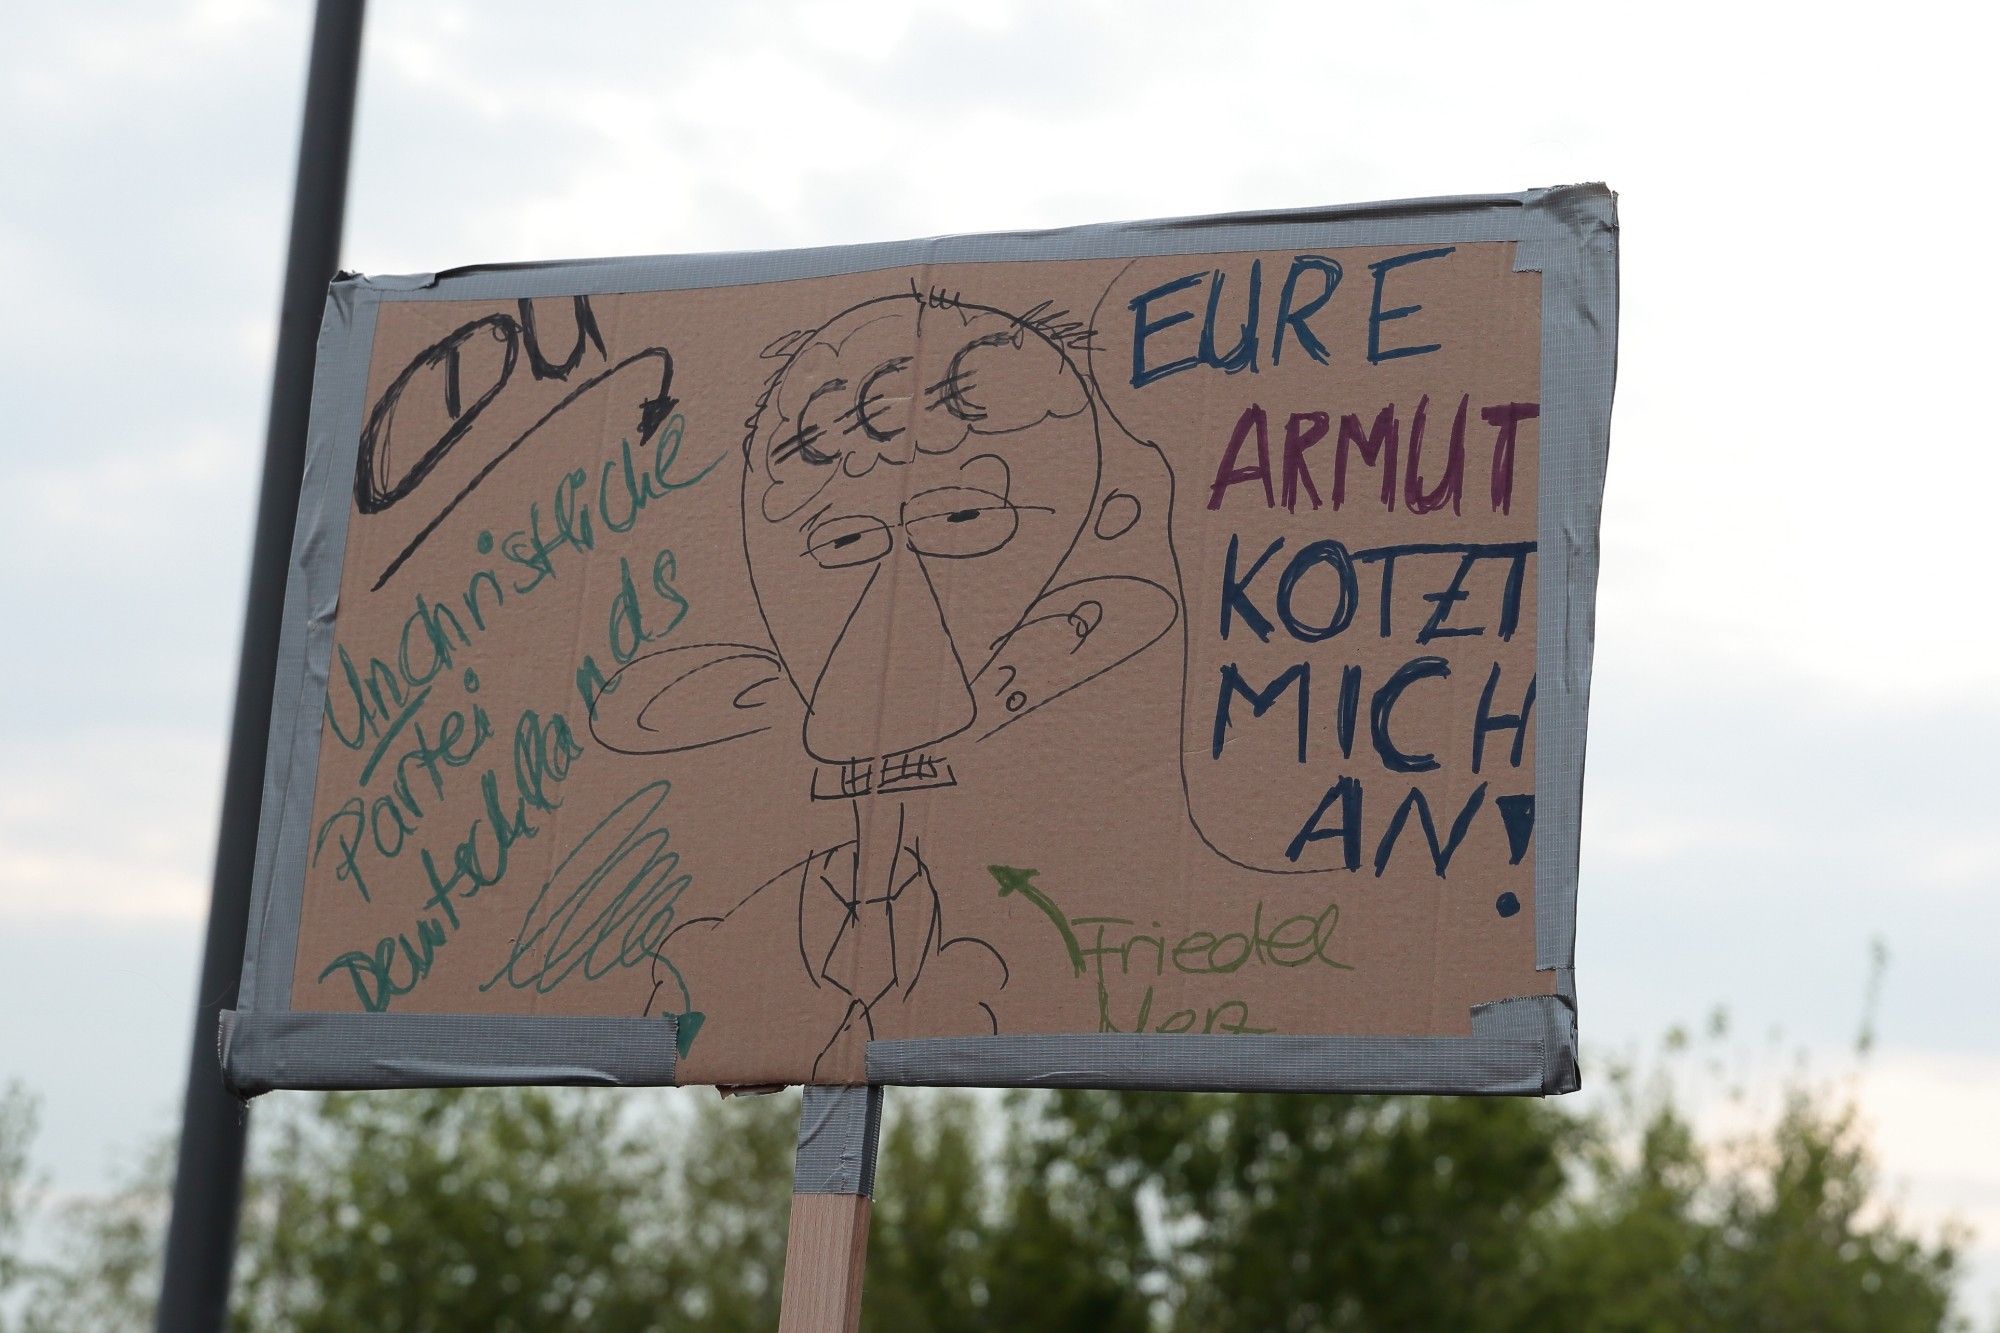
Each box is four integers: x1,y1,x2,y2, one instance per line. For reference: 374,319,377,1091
1512,1072,1966,1333
233,1087,683,1330
0,1082,33,1315
865,1090,1152,1333
648,1089,794,1331
0,1053,1974,1331
1025,1089,1572,1329
0,1082,164,1333
1029,1080,1967,1332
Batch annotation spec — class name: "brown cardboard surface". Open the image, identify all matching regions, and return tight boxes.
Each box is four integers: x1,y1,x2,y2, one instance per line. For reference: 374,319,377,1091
293,244,1552,1087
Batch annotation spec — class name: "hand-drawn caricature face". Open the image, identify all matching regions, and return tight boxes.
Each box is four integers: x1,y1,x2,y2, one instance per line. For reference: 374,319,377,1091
743,295,1100,790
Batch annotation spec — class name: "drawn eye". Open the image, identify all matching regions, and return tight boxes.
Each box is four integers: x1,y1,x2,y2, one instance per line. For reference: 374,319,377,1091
903,486,1018,559
804,515,891,568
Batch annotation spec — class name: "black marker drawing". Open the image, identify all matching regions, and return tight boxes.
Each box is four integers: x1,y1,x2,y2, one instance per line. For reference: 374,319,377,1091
355,295,676,590
589,288,1179,1075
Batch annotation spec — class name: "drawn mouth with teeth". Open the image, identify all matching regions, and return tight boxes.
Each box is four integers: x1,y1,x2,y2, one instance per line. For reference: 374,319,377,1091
810,749,959,800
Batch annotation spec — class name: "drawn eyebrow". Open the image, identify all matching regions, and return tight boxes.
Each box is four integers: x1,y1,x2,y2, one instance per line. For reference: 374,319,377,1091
796,500,1055,556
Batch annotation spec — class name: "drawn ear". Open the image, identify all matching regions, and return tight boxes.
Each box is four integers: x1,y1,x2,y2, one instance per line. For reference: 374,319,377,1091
972,576,1178,741
589,643,793,756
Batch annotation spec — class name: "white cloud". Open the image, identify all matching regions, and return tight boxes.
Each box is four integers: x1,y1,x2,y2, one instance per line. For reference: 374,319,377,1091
1833,1053,2000,1320
0,730,223,925
0,841,209,923
1585,795,1785,862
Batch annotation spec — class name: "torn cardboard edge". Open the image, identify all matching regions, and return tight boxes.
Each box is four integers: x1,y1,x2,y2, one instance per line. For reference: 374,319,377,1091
220,992,1576,1100
225,185,1613,1096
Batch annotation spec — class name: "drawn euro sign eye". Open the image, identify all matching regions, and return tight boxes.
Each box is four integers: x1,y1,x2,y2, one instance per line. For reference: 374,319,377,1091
901,486,1019,559
804,515,892,568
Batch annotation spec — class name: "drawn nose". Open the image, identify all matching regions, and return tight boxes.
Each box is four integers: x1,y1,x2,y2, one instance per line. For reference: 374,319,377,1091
803,548,977,765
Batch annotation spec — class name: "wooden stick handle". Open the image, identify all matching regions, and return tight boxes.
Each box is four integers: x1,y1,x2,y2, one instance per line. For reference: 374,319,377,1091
778,1085,884,1333
779,1193,873,1333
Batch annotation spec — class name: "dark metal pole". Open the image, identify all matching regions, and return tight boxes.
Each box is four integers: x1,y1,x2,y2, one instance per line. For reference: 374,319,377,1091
156,3,366,1328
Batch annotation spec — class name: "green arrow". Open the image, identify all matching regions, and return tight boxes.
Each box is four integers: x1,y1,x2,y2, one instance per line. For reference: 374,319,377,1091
987,864,1085,977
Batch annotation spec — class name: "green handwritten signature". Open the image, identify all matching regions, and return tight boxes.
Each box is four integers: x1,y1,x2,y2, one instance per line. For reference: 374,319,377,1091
988,864,1353,1035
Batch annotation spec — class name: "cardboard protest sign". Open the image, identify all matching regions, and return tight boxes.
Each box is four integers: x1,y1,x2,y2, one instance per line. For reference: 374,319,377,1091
223,186,1616,1096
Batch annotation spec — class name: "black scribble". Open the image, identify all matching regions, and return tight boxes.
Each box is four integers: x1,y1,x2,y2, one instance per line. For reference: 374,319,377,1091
352,295,675,589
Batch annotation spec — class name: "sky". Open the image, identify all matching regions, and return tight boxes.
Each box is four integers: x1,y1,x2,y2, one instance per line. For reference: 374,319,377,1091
1,0,1995,1317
